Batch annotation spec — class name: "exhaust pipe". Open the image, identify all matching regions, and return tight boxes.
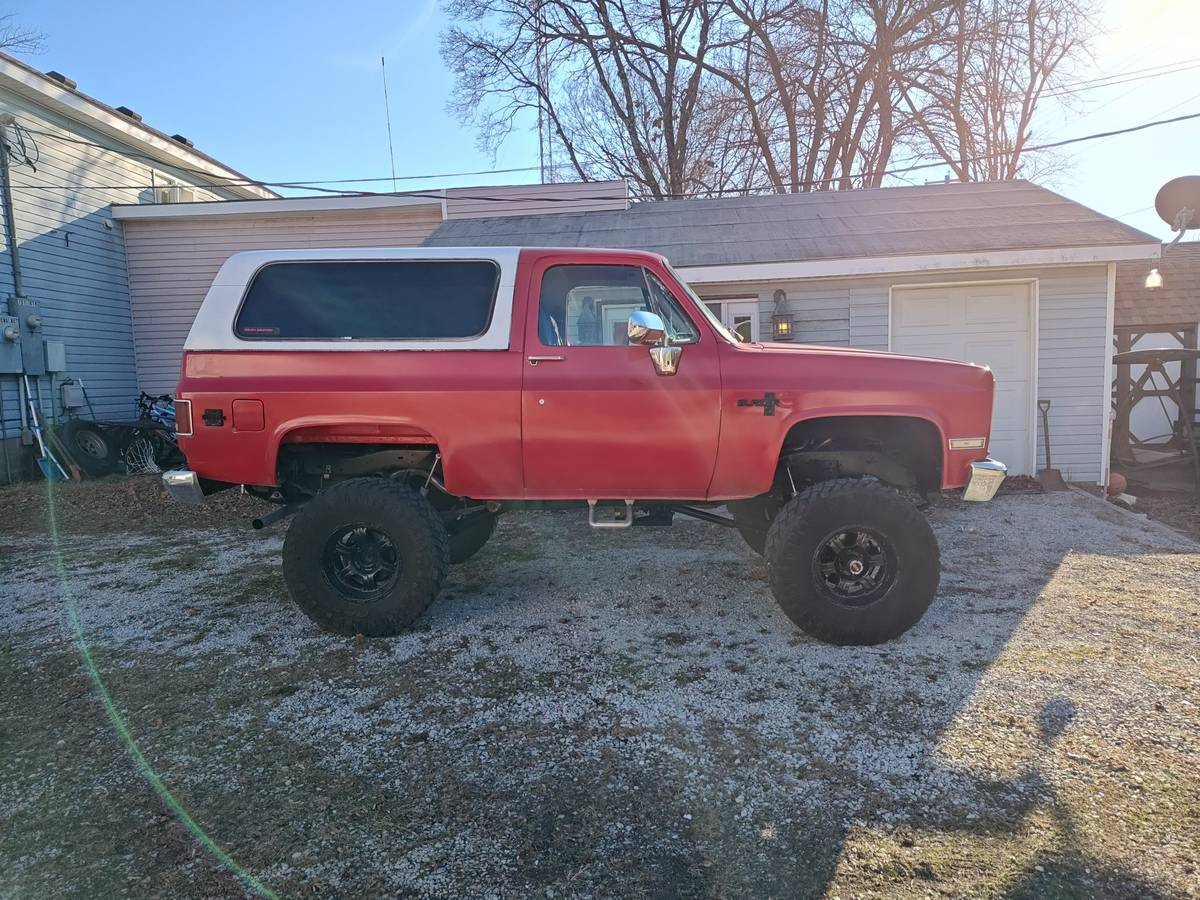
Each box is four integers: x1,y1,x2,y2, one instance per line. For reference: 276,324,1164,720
252,501,304,530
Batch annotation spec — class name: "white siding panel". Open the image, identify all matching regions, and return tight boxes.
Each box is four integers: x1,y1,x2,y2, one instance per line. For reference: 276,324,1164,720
1033,266,1110,483
121,207,443,394
849,284,890,349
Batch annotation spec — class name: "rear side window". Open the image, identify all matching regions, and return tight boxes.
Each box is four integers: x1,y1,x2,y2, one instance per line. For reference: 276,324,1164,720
234,260,500,340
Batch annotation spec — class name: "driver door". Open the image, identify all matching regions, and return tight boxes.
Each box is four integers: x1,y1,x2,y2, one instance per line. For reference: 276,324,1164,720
520,254,722,500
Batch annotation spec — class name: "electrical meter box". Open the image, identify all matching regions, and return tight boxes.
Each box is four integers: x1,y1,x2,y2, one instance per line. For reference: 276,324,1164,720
44,340,66,373
12,296,46,375
0,315,20,374
61,382,84,410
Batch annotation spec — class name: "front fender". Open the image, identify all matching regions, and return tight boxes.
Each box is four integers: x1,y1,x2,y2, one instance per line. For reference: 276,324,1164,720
707,403,951,500
776,405,951,462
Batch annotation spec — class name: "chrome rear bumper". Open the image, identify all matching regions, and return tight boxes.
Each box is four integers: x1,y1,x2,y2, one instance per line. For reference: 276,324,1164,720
963,458,1007,502
162,469,206,504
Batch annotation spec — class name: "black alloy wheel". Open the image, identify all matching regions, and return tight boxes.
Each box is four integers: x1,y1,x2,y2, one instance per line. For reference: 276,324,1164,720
811,526,897,606
322,525,402,601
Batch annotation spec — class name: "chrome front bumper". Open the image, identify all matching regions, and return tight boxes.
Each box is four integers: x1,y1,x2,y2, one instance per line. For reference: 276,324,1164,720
162,469,206,504
963,458,1007,502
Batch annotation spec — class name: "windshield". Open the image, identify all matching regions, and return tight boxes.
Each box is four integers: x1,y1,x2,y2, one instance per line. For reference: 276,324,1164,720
664,263,744,344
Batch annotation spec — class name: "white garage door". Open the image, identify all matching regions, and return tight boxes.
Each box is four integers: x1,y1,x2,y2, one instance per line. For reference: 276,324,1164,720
891,282,1033,474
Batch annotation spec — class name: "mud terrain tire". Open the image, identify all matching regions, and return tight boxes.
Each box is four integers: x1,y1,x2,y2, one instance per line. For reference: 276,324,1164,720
282,478,449,636
764,478,940,645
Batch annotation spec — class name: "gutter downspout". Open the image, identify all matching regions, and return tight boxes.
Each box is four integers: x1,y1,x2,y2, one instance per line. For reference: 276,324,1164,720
0,115,31,448
0,114,25,311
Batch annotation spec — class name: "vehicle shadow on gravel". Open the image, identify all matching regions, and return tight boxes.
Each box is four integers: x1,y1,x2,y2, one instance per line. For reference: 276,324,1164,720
3,491,1197,897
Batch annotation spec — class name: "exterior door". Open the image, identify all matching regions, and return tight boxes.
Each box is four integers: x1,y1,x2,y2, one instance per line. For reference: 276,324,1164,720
891,282,1034,474
521,256,723,499
706,300,761,342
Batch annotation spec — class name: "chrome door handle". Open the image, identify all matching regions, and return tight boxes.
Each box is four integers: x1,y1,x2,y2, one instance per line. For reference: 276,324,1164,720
527,355,566,366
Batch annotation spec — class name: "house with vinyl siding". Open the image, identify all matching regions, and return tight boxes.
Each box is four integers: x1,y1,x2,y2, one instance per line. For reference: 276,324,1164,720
0,50,273,481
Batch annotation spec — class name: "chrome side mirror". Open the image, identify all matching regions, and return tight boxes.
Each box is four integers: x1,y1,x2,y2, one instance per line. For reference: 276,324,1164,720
628,311,681,375
627,310,665,345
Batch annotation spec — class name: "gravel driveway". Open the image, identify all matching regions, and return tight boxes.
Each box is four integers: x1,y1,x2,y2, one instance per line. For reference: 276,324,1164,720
2,487,1198,898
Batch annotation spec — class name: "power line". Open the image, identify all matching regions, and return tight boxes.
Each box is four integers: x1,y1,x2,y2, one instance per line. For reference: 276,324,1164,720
1112,205,1152,220
8,110,1200,199
883,110,1200,182
17,52,1200,196
18,125,547,188
1042,56,1200,99
1060,84,1200,164
1036,54,1200,144
724,56,1200,156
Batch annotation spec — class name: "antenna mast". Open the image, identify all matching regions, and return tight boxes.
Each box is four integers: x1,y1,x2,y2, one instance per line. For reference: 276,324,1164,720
535,1,555,183
381,55,398,192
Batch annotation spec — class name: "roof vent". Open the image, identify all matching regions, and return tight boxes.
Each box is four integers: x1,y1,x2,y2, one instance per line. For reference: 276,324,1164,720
46,71,78,90
170,133,194,148
116,106,143,122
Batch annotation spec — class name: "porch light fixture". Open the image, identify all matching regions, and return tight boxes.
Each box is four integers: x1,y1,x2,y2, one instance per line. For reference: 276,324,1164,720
1144,268,1163,289
772,289,794,341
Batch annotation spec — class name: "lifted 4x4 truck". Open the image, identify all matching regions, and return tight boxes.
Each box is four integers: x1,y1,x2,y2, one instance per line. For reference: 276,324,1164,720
163,247,1006,646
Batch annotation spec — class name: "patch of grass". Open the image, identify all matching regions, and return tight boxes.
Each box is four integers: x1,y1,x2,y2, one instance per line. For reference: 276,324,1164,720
672,665,709,687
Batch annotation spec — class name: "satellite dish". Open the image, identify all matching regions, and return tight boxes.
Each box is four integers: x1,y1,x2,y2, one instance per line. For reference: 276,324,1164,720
1154,176,1200,232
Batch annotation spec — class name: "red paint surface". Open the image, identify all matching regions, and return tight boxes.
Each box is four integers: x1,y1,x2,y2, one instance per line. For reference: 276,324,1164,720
231,399,265,432
177,248,994,499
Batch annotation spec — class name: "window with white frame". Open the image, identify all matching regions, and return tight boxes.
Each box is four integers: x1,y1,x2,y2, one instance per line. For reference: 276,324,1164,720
704,299,760,343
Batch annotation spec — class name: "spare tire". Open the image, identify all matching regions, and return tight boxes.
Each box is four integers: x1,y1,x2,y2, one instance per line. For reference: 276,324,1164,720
60,420,118,477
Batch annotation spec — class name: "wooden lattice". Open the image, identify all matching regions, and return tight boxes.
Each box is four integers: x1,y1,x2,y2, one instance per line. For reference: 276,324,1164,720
1111,324,1199,482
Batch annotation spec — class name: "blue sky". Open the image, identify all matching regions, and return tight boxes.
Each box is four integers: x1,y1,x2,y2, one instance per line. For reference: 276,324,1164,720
8,0,1199,239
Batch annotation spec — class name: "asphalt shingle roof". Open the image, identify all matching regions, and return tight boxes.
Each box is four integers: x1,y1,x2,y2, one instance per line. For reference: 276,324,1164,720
424,180,1157,268
1115,241,1200,329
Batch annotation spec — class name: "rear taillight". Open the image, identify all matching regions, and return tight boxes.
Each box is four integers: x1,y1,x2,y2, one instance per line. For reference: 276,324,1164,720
174,398,193,436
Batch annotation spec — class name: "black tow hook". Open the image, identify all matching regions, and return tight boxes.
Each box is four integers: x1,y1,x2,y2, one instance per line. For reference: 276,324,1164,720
252,501,305,530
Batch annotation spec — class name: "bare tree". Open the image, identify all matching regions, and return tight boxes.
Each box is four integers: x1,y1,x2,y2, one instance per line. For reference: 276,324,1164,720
443,0,755,199
695,0,953,190
0,14,44,55
899,0,1090,181
441,0,1094,197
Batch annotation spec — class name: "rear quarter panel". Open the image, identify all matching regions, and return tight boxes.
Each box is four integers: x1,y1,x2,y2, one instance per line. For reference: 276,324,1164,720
177,348,525,497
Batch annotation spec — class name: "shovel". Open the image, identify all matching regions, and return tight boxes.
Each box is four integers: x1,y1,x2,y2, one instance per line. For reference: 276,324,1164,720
22,375,69,482
1037,399,1067,491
